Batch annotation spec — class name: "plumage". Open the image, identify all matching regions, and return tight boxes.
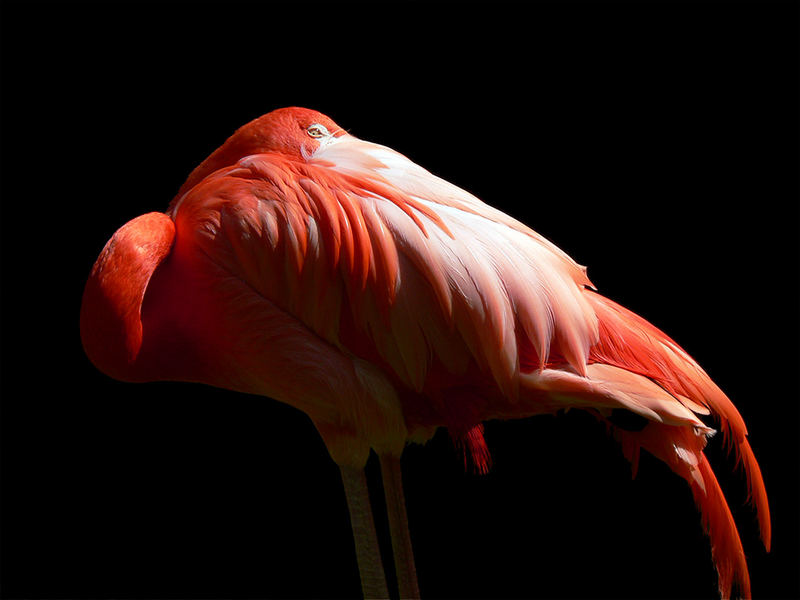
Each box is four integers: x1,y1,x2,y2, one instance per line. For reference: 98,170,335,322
80,106,769,599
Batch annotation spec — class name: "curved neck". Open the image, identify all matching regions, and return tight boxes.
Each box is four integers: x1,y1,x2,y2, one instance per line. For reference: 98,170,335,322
80,212,175,382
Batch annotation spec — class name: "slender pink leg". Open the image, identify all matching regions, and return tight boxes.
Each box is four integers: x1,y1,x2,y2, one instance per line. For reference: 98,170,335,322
340,465,390,599
379,454,420,599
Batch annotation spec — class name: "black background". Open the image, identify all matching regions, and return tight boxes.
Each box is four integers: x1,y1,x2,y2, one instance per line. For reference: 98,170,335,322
1,2,798,599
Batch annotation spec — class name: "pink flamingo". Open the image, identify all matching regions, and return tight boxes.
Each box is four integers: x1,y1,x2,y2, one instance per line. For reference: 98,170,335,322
80,107,770,599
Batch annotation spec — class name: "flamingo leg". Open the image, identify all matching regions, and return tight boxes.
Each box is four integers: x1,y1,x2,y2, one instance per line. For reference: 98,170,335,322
379,454,420,599
339,465,390,599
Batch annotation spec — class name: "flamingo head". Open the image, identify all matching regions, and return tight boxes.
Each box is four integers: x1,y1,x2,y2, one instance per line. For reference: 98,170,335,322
175,107,346,200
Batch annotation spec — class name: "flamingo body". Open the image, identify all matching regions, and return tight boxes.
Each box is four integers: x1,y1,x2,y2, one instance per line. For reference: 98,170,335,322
81,107,769,598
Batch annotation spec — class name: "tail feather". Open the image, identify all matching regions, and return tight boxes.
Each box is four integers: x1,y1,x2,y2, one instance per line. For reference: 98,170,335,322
577,291,770,598
586,292,770,541
614,423,750,599
588,292,749,439
695,453,751,600
499,287,769,597
738,437,772,551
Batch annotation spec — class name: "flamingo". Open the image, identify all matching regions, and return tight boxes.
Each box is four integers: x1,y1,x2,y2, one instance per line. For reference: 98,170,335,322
80,107,770,599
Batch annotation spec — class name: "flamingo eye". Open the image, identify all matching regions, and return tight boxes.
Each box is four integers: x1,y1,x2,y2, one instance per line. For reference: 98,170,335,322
307,124,330,139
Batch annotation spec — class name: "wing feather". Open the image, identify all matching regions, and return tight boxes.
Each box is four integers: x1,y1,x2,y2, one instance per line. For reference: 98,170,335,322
172,137,602,404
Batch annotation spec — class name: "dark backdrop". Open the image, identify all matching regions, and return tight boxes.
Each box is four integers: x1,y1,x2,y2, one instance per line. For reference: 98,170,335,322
1,2,798,599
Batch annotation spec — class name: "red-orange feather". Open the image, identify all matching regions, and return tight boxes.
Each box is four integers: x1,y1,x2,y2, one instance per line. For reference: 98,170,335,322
586,292,771,555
